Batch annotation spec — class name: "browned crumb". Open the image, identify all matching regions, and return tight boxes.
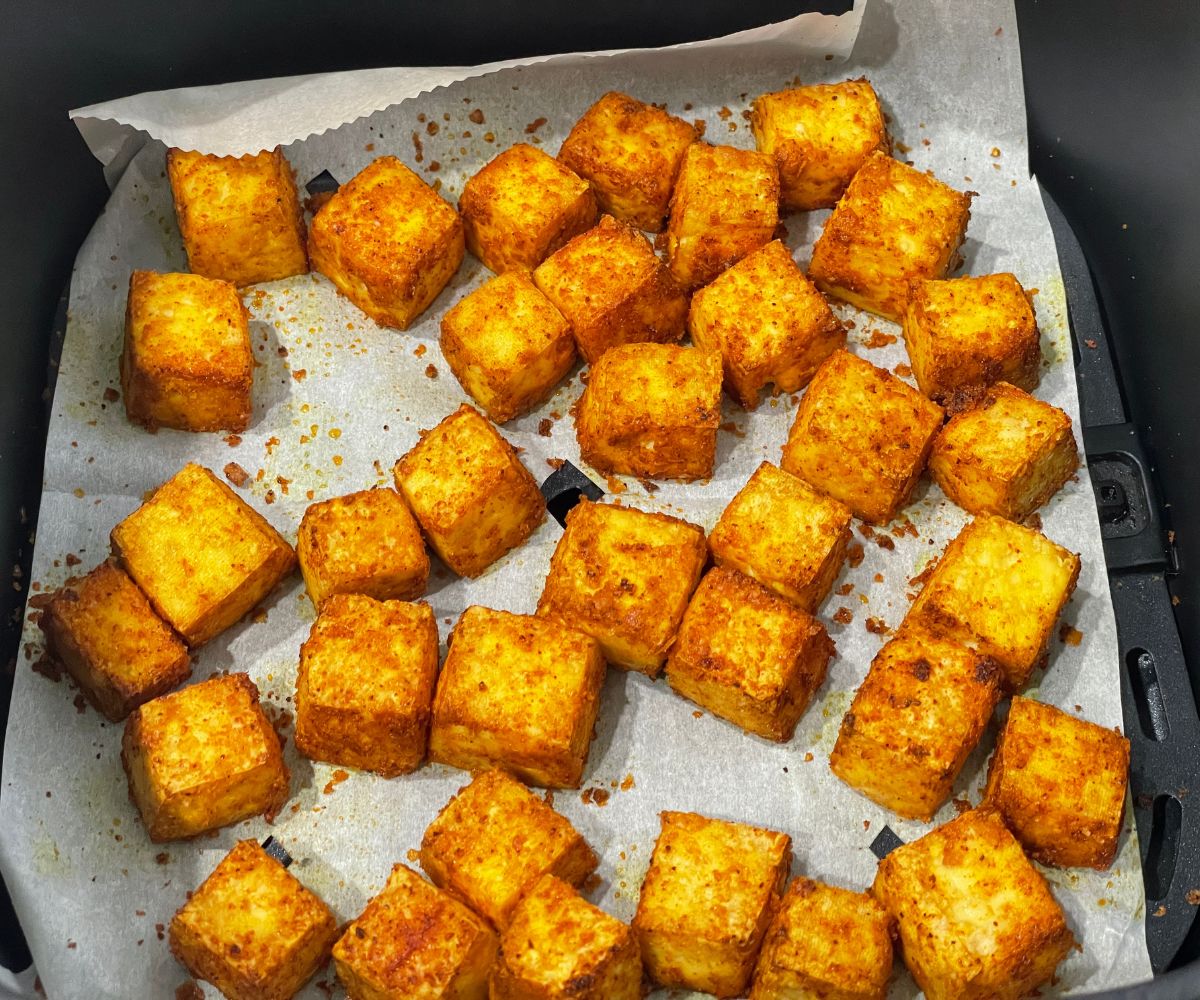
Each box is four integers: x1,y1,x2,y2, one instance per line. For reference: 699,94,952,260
223,462,250,488
155,924,165,941
908,563,936,589
873,572,884,583
952,797,972,815
264,490,276,505
413,343,427,358
604,475,627,495
693,119,707,137
638,479,659,494
32,656,63,683
865,617,890,635
411,132,424,163
863,329,898,349
1059,624,1083,646
1187,889,1200,906
428,161,441,173
835,583,854,596
581,787,610,807
291,369,307,382
224,434,242,448
155,851,170,865
846,542,865,568
469,108,485,124
620,773,635,791
103,387,120,403
894,362,913,378
64,552,82,567
524,117,548,134
424,364,438,379
546,457,565,470
833,607,854,625
323,769,350,795
692,710,703,719
804,752,815,762
538,418,553,437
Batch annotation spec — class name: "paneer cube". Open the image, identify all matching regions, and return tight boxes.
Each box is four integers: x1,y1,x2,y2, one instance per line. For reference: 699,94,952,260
666,567,834,742
557,90,699,232
633,811,792,998
295,594,439,777
688,239,846,408
394,404,545,578
439,271,576,423
121,673,289,841
419,769,598,929
537,499,707,676
575,343,722,481
665,142,780,289
808,152,972,321
458,143,598,274
169,840,338,1000
533,214,688,365
166,147,307,287
309,155,464,330
984,696,1130,870
871,809,1073,1000
780,350,943,524
906,515,1081,691
120,270,253,433
111,463,296,647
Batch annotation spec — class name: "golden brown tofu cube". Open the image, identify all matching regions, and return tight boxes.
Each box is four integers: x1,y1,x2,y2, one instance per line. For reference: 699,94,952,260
394,404,544,578
458,143,598,274
533,214,688,365
169,840,338,1000
634,811,792,998
666,142,780,289
439,271,576,423
984,696,1130,870
309,155,464,330
120,270,253,433
334,863,498,1000
557,90,699,232
780,350,943,524
419,769,598,930
166,147,307,288
808,152,972,321
575,343,722,481
537,499,707,676
906,514,1081,691
121,673,289,841
871,809,1073,1000
295,593,438,777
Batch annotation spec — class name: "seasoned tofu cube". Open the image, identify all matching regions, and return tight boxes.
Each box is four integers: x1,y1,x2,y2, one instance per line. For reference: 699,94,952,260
309,155,464,330
439,271,576,423
537,499,707,676
666,142,780,289
394,404,544,578
557,90,699,232
419,769,598,929
166,147,307,287
575,343,722,481
111,463,296,647
633,811,792,998
120,270,253,433
871,809,1073,1000
750,78,891,211
808,152,972,321
333,863,498,1000
666,567,834,742
984,696,1130,870
533,214,688,364
295,594,438,777
429,606,606,788
780,350,943,524
458,143,598,274
906,514,1081,691
121,673,289,841
169,840,338,1000
296,487,429,609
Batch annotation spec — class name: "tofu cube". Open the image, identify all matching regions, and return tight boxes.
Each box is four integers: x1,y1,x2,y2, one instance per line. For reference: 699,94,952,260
808,152,973,321
984,696,1130,870
439,271,576,423
295,594,439,777
309,155,464,330
394,404,545,578
121,673,289,841
575,343,722,481
633,811,792,998
333,863,498,1000
750,78,891,211
537,499,707,676
666,567,834,742
458,143,598,274
429,606,606,788
120,270,253,433
780,350,943,524
906,514,1081,691
296,487,429,609
419,769,598,929
666,142,780,289
111,463,296,647
557,90,699,232
533,214,688,365
871,808,1074,1000
169,840,338,1000
166,147,307,287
